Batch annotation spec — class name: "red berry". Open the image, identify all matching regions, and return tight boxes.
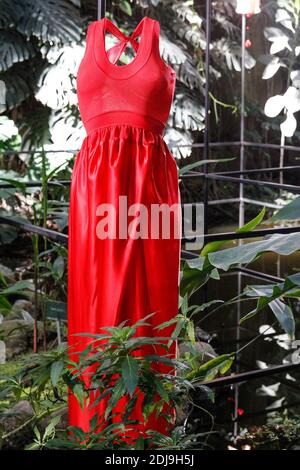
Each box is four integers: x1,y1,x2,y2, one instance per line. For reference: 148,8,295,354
245,39,252,48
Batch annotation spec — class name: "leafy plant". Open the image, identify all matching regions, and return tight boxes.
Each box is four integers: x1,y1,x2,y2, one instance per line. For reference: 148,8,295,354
0,311,235,450
263,0,300,138
181,207,300,339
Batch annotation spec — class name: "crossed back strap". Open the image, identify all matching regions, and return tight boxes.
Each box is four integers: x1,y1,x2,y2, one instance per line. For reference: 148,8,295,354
103,17,146,65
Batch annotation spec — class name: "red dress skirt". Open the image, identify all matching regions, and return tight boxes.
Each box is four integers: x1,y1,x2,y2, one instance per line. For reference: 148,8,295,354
68,15,181,441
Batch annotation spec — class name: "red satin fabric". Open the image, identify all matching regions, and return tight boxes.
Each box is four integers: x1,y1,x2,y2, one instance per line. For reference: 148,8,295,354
68,15,181,441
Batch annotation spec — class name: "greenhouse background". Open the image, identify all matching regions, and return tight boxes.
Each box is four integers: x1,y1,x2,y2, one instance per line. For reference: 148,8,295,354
1,0,300,451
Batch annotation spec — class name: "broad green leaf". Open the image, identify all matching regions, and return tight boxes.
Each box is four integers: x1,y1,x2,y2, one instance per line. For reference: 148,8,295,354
105,377,126,420
197,385,215,402
0,295,11,311
188,299,224,316
181,293,189,314
135,436,145,450
241,277,297,338
154,317,178,330
167,317,185,347
152,377,170,403
281,112,297,137
180,262,211,297
178,158,235,176
33,426,41,441
43,416,60,440
186,257,205,270
119,1,132,16
283,86,300,113
208,233,300,271
52,256,65,279
0,280,33,295
45,439,77,449
264,94,285,117
185,353,234,382
262,59,282,79
0,270,8,287
243,273,300,300
186,320,196,343
200,207,265,257
209,268,220,280
73,384,85,409
270,196,300,222
0,177,27,192
50,360,64,387
269,298,295,339
68,426,86,442
46,161,68,182
124,396,139,424
236,207,266,233
121,356,139,397
89,413,99,431
276,8,295,32
200,240,227,257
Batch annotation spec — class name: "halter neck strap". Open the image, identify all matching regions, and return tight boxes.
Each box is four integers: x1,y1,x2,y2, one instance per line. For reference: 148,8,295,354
103,17,146,65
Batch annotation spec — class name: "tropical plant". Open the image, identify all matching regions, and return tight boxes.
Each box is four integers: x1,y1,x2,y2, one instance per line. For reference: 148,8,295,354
0,313,227,450
263,0,300,138
0,0,251,161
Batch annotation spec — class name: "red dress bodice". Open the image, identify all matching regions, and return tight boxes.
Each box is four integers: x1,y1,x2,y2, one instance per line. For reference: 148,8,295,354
76,16,176,136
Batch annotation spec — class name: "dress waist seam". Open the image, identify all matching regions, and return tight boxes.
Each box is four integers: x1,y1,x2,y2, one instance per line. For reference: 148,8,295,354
84,111,165,136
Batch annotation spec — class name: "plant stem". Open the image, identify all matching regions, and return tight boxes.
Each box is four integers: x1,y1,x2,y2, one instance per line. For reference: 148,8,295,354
2,404,65,441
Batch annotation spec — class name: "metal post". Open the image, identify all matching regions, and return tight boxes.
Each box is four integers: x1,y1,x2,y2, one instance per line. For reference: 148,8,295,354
239,14,246,230
97,0,106,20
200,0,212,306
234,12,247,441
56,320,62,346
203,0,211,237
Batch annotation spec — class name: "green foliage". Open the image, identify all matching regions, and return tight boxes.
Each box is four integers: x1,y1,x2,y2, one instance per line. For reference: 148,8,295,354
119,1,132,16
263,0,300,138
235,417,300,450
208,232,300,271
240,272,300,338
200,207,266,257
270,196,300,221
1,207,300,448
185,353,234,382
0,279,34,316
0,0,249,156
178,158,236,177
0,311,224,449
181,208,300,338
25,415,61,450
182,232,300,297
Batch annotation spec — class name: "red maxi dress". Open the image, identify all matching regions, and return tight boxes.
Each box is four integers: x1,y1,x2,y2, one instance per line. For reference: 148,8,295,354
68,15,181,440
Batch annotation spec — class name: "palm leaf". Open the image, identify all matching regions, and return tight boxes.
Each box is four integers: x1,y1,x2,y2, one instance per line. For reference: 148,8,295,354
16,0,84,44
0,31,36,72
173,92,205,131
